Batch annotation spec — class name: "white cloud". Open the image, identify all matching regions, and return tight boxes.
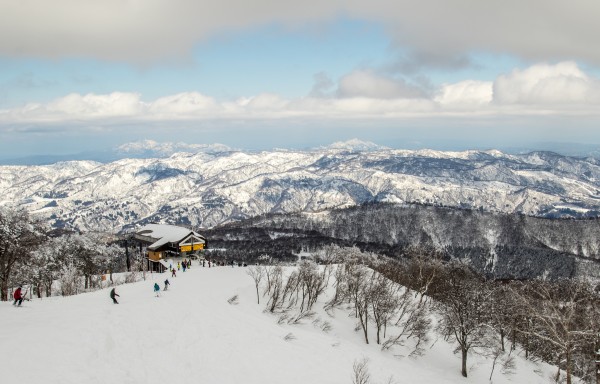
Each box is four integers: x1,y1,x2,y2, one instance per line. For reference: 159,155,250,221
337,70,426,99
242,93,290,111
0,1,599,65
148,92,218,116
2,92,142,122
435,80,493,107
47,92,142,117
493,62,600,105
1,62,599,127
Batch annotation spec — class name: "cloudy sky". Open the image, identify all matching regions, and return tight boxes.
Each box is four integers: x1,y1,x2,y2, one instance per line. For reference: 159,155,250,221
1,0,599,160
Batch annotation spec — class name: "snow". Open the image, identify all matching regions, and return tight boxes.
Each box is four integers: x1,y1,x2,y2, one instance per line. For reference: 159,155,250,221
136,223,203,250
2,146,600,232
0,265,560,384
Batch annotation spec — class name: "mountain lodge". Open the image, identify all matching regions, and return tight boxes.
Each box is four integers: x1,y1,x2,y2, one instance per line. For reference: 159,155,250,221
133,224,206,272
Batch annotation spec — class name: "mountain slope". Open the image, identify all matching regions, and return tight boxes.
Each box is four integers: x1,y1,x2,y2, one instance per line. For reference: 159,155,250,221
204,203,600,279
1,147,600,232
0,265,559,383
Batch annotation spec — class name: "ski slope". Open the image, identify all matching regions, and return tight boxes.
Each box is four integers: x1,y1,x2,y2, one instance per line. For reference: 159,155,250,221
0,264,560,384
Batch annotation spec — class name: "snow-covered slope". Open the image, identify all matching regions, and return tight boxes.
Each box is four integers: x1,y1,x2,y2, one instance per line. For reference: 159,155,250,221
0,265,558,384
1,146,600,232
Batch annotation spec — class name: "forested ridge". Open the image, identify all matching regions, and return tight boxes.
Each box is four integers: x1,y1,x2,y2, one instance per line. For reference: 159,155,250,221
205,202,600,280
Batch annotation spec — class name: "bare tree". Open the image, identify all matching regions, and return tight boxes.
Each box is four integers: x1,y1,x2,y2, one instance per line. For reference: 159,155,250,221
369,272,398,345
266,266,284,313
325,264,348,311
404,248,444,304
345,265,372,344
246,265,264,304
297,260,330,311
382,287,431,356
595,333,599,384
511,279,599,384
433,262,493,378
352,358,371,384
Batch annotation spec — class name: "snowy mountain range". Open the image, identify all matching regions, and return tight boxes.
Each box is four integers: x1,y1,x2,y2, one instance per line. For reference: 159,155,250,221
1,140,600,232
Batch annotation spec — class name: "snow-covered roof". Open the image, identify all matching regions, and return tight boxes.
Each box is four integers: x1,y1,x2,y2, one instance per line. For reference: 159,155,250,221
135,224,205,250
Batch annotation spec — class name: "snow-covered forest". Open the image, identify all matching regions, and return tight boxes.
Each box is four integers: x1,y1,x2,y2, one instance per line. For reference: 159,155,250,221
205,203,600,280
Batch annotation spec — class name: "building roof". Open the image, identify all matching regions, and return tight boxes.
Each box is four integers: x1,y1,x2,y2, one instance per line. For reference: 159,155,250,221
135,224,205,251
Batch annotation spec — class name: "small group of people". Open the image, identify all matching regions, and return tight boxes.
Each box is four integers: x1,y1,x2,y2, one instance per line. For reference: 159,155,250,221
229,260,248,267
170,258,192,276
154,278,171,296
204,259,247,267
181,259,192,272
110,278,171,303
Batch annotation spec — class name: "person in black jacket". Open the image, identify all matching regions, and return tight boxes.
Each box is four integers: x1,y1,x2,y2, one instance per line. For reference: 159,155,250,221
110,288,119,304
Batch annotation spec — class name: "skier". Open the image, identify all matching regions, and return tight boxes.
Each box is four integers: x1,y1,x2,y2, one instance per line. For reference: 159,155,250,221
13,285,23,306
177,262,181,271
164,279,170,291
182,262,186,272
171,268,176,278
110,287,119,304
154,282,160,297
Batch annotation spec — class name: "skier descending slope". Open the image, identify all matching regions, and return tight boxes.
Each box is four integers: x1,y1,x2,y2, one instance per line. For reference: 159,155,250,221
110,288,119,304
13,285,23,306
154,283,160,297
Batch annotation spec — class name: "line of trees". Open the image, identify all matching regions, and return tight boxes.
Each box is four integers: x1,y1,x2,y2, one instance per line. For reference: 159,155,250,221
0,207,45,300
1,207,128,300
375,252,600,383
247,245,600,382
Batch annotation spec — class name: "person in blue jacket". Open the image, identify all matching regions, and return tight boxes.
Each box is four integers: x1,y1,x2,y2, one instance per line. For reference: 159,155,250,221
154,282,160,297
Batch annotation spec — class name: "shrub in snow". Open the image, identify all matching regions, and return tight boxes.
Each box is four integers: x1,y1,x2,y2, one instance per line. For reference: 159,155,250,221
60,263,82,297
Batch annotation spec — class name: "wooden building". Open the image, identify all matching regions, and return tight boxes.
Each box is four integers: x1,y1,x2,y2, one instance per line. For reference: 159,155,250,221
133,224,206,272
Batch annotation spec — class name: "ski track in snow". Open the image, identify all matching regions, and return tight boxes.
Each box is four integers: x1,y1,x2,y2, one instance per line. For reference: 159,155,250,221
0,265,557,384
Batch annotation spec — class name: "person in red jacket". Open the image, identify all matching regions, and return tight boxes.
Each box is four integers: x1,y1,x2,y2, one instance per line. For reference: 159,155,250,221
13,286,23,306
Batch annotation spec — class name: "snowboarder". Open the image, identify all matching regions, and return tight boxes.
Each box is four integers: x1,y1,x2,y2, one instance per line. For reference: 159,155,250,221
154,282,160,297
110,288,119,304
164,279,170,291
13,285,23,306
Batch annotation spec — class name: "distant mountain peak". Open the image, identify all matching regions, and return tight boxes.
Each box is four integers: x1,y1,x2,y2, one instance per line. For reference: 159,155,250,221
320,139,389,152
115,140,233,158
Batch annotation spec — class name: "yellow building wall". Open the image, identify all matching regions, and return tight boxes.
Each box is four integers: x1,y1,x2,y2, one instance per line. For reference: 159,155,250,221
179,244,204,252
148,251,162,261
